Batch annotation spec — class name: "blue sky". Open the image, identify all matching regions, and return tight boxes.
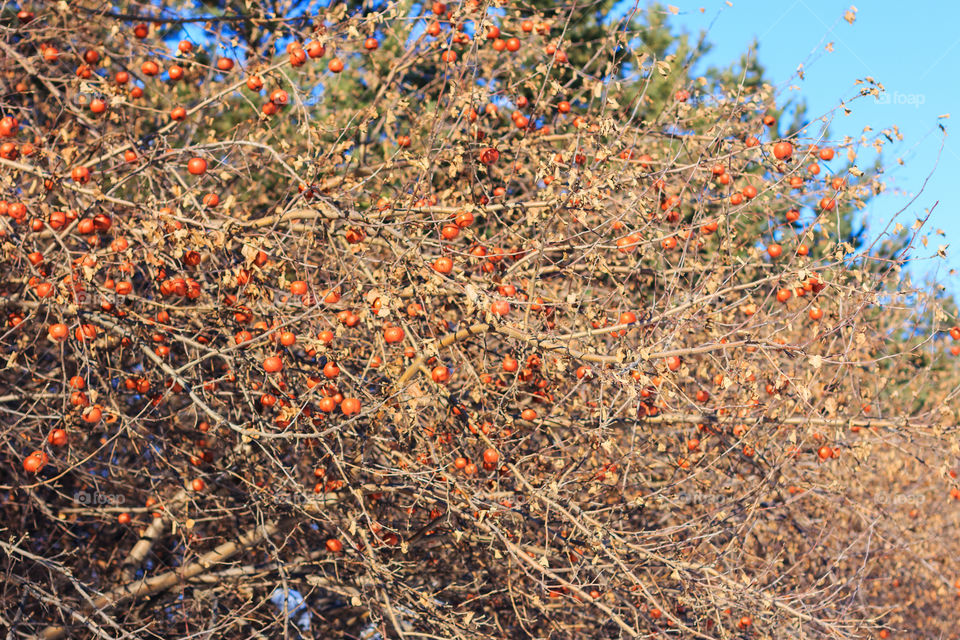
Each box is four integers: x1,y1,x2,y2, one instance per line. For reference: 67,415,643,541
659,0,957,289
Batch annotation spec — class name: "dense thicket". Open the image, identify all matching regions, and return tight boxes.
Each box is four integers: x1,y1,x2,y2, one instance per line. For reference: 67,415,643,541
2,2,959,639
